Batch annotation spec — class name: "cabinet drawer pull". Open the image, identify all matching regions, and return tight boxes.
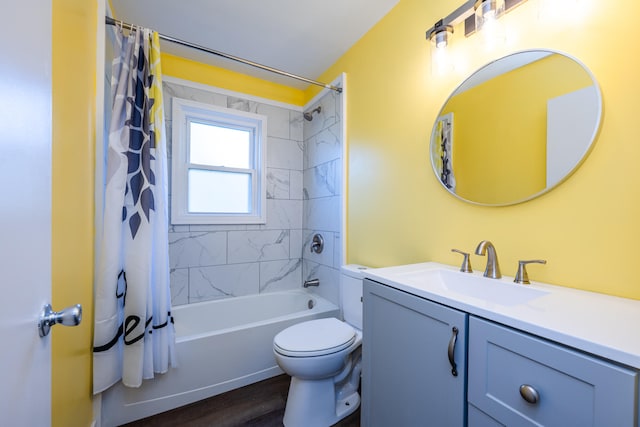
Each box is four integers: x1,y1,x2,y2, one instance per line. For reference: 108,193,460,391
519,384,540,404
448,326,458,377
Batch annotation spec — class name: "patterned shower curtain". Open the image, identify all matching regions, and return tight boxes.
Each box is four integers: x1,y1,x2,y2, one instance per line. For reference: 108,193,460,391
93,26,176,393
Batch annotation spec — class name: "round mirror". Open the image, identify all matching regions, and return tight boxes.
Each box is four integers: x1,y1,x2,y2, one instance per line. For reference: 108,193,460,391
430,50,602,206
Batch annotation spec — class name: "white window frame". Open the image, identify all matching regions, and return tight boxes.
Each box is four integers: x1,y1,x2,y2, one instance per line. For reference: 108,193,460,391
171,97,267,224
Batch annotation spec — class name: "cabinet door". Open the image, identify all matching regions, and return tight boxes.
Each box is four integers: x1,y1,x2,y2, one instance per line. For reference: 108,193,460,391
468,404,504,427
468,317,638,427
362,279,468,427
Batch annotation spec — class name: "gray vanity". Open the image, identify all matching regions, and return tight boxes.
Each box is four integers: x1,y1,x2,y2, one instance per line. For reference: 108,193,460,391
360,46,630,425
361,262,640,426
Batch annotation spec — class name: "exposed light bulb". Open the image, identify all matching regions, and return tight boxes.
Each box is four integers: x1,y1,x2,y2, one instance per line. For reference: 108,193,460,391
427,21,453,50
435,31,449,49
475,0,505,32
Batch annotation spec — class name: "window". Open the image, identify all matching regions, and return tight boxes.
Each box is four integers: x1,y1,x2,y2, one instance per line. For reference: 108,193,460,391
171,98,267,224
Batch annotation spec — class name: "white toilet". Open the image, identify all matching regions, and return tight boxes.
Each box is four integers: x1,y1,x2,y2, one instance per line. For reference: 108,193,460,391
273,264,367,427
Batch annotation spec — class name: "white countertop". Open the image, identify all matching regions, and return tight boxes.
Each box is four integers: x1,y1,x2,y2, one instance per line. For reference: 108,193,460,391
363,262,640,369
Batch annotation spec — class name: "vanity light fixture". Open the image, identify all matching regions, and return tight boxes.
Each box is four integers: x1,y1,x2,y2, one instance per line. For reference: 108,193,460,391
425,0,527,48
427,19,454,49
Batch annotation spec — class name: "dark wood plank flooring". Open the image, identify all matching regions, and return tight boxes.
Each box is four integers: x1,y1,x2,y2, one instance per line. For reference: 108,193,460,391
122,374,360,427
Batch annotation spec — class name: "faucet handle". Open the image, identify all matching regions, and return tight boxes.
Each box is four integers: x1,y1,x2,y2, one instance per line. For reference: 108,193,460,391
451,249,472,273
514,260,547,285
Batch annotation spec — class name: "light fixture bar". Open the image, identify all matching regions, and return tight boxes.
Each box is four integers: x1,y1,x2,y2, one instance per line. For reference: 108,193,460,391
443,0,477,27
426,0,527,41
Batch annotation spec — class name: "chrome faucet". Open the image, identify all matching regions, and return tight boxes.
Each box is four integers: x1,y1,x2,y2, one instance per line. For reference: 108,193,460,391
303,278,320,288
514,259,547,284
451,249,472,273
475,240,501,279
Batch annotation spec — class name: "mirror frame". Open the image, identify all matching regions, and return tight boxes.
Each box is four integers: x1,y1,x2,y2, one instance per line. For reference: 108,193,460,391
430,49,602,206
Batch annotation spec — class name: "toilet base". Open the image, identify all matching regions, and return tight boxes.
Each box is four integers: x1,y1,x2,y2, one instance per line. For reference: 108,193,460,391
283,377,360,427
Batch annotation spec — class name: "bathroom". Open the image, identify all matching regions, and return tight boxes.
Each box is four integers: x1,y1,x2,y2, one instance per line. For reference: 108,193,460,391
5,0,640,425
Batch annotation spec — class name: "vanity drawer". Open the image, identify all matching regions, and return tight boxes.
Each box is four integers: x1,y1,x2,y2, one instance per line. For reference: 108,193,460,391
468,317,638,427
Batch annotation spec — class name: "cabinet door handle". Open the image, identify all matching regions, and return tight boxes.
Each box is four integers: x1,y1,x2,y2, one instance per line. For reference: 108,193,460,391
519,384,540,404
448,326,458,377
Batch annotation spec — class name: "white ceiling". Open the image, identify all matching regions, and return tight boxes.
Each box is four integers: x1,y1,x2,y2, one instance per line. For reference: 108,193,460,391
109,0,400,89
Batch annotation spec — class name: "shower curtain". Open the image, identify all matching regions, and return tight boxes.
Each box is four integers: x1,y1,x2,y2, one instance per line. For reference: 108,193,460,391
93,26,176,393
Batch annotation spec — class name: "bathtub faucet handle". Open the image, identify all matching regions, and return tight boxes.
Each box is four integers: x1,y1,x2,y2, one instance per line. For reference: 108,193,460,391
310,234,324,254
303,278,320,288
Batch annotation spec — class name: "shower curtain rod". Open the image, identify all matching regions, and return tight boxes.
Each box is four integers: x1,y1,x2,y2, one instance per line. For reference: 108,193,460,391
106,16,342,93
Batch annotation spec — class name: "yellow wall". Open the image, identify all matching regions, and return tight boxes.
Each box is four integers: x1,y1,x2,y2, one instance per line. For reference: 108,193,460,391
444,63,547,203
52,0,96,425
317,0,640,299
161,53,305,106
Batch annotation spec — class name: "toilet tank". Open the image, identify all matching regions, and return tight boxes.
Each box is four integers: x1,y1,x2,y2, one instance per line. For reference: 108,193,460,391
340,264,368,330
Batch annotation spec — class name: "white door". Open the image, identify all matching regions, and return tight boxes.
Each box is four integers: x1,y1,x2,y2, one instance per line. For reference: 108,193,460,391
0,0,53,424
546,85,600,188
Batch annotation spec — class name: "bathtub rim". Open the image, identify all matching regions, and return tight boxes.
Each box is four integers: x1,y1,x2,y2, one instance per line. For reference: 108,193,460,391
173,290,339,343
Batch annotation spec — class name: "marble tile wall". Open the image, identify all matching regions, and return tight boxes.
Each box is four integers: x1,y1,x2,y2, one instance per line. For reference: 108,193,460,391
163,80,307,306
302,90,343,306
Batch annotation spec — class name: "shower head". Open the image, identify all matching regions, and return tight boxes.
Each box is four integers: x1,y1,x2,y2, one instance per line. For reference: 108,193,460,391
303,106,321,121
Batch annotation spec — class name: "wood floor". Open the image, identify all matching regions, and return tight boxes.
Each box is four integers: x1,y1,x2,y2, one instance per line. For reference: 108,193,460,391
122,374,361,427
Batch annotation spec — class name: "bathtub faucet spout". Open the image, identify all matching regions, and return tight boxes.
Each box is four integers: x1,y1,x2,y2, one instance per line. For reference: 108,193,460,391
303,278,320,288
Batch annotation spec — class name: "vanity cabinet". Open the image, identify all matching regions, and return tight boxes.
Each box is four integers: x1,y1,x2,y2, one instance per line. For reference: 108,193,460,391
362,279,468,427
362,277,639,427
468,317,638,427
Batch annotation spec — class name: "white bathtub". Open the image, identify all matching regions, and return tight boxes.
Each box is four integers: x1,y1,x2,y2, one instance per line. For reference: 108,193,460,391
100,290,339,426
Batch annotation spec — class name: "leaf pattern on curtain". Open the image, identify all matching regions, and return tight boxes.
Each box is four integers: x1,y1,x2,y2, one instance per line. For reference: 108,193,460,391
124,40,156,239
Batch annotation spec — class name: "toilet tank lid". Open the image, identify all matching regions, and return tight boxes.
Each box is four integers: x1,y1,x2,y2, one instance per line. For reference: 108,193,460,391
341,264,369,279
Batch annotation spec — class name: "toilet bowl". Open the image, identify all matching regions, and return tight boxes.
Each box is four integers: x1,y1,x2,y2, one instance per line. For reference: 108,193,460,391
273,265,366,427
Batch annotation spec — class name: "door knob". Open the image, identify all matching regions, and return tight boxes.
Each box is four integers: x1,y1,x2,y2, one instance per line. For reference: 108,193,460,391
38,303,82,337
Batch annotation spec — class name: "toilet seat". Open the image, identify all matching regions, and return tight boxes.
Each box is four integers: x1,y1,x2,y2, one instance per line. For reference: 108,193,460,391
274,318,356,357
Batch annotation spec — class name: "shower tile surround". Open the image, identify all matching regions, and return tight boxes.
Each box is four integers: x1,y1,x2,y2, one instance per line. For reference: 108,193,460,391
163,79,343,307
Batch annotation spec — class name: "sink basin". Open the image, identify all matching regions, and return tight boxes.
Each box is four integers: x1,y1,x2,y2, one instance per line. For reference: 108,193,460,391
396,268,549,306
